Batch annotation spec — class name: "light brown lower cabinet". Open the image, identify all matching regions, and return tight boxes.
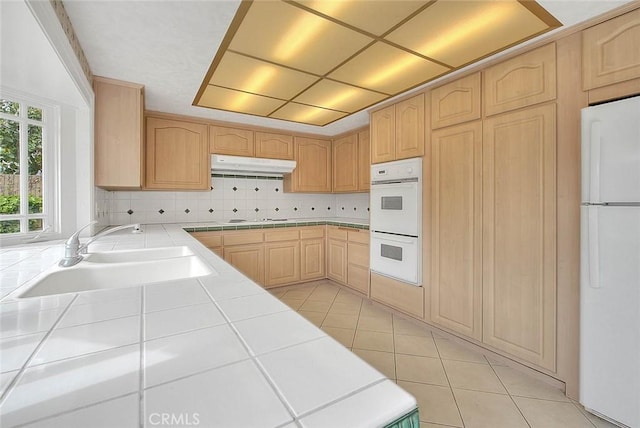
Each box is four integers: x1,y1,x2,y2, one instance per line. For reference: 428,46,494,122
191,226,328,288
327,239,347,283
223,244,264,285
265,241,300,287
326,227,370,294
370,273,424,319
300,239,325,281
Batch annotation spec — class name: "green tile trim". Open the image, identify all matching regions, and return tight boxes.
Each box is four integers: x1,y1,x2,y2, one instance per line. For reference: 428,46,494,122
185,220,368,234
383,408,419,428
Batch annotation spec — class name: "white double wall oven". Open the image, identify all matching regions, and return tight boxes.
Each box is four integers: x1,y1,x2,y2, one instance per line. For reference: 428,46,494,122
370,158,422,285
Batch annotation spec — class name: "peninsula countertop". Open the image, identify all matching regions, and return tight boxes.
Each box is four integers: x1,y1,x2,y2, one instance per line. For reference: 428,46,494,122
0,221,417,427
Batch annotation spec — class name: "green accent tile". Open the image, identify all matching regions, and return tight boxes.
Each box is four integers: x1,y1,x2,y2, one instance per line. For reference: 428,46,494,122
384,408,419,428
208,226,223,231
262,223,275,228
274,223,286,228
235,225,252,230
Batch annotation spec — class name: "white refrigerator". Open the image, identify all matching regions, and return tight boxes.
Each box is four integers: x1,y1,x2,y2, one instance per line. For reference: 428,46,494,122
580,96,640,428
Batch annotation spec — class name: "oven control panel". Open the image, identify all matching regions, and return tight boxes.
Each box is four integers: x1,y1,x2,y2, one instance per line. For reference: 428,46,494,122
371,158,422,183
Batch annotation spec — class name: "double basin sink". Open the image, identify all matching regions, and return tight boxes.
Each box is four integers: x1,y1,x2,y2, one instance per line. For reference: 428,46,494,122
8,246,216,299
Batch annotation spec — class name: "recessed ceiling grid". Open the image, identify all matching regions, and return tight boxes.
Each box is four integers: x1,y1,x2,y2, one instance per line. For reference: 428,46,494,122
194,0,561,126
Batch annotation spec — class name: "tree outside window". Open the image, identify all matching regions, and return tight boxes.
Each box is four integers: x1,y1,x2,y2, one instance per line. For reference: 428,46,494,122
0,98,45,234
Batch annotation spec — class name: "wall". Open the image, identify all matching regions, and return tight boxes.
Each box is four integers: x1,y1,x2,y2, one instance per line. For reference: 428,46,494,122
105,175,369,225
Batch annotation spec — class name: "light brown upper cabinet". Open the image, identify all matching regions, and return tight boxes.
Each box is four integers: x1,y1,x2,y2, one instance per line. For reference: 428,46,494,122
284,137,332,193
371,93,425,163
358,130,370,191
370,104,395,163
482,103,557,371
431,73,481,129
332,133,359,193
94,77,144,190
430,121,483,340
483,43,556,116
210,125,254,156
255,132,294,160
145,117,210,190
583,8,640,91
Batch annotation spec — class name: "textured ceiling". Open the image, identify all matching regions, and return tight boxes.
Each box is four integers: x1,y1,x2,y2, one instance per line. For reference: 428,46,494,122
63,0,633,136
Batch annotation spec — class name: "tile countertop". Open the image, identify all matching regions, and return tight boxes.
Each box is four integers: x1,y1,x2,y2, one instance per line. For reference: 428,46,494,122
0,222,418,428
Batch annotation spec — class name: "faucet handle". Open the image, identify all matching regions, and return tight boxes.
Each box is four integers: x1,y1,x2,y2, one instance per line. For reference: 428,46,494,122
66,220,98,245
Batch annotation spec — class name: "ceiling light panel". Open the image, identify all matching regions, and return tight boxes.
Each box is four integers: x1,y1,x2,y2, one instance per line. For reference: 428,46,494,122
328,42,450,95
294,79,387,113
229,1,373,75
195,0,560,126
199,86,286,116
293,0,429,36
209,52,319,100
270,103,347,126
387,1,554,68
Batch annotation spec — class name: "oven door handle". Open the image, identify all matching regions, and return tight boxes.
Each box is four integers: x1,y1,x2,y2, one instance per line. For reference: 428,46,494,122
372,233,417,244
371,182,417,190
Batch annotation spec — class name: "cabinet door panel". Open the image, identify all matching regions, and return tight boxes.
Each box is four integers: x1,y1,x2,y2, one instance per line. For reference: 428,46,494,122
370,273,424,318
332,134,359,192
255,132,294,160
210,126,254,156
347,264,369,294
327,239,347,283
265,242,300,287
431,121,482,340
482,104,556,371
583,8,640,90
396,94,425,159
358,130,370,191
284,137,332,192
484,44,556,116
431,73,481,129
145,117,209,190
370,105,395,164
224,245,264,285
94,77,144,189
301,239,325,281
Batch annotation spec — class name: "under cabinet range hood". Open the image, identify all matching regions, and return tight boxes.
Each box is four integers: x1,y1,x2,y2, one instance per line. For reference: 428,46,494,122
211,154,296,175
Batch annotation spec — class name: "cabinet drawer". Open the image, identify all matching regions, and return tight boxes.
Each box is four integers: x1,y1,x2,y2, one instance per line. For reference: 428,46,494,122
370,273,424,318
300,227,324,239
327,227,348,241
347,264,369,294
223,230,264,246
348,229,369,244
190,232,223,248
264,229,300,242
348,242,369,267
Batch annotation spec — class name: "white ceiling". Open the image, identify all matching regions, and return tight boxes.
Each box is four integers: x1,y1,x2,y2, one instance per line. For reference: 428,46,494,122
63,0,633,136
1,1,86,108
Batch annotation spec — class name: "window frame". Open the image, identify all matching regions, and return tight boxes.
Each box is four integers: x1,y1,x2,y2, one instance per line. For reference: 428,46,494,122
0,88,60,244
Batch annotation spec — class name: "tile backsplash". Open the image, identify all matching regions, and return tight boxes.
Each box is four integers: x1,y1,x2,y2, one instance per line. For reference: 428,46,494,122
101,175,370,225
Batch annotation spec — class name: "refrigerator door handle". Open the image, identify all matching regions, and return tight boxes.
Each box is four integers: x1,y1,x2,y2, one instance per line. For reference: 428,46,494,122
590,121,602,203
588,207,601,289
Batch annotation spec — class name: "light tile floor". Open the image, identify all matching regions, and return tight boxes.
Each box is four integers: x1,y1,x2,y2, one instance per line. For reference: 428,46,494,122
270,280,617,428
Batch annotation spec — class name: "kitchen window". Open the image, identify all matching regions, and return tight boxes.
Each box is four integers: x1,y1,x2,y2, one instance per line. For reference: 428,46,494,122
0,93,58,237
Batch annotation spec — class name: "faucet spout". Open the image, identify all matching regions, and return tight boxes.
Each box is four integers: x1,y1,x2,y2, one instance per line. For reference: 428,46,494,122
78,223,141,254
58,222,141,267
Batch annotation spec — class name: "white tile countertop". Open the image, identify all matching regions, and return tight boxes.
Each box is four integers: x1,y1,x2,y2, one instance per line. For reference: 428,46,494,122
0,222,418,427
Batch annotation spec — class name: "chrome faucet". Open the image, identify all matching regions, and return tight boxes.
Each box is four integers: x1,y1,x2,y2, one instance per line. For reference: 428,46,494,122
59,222,141,267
